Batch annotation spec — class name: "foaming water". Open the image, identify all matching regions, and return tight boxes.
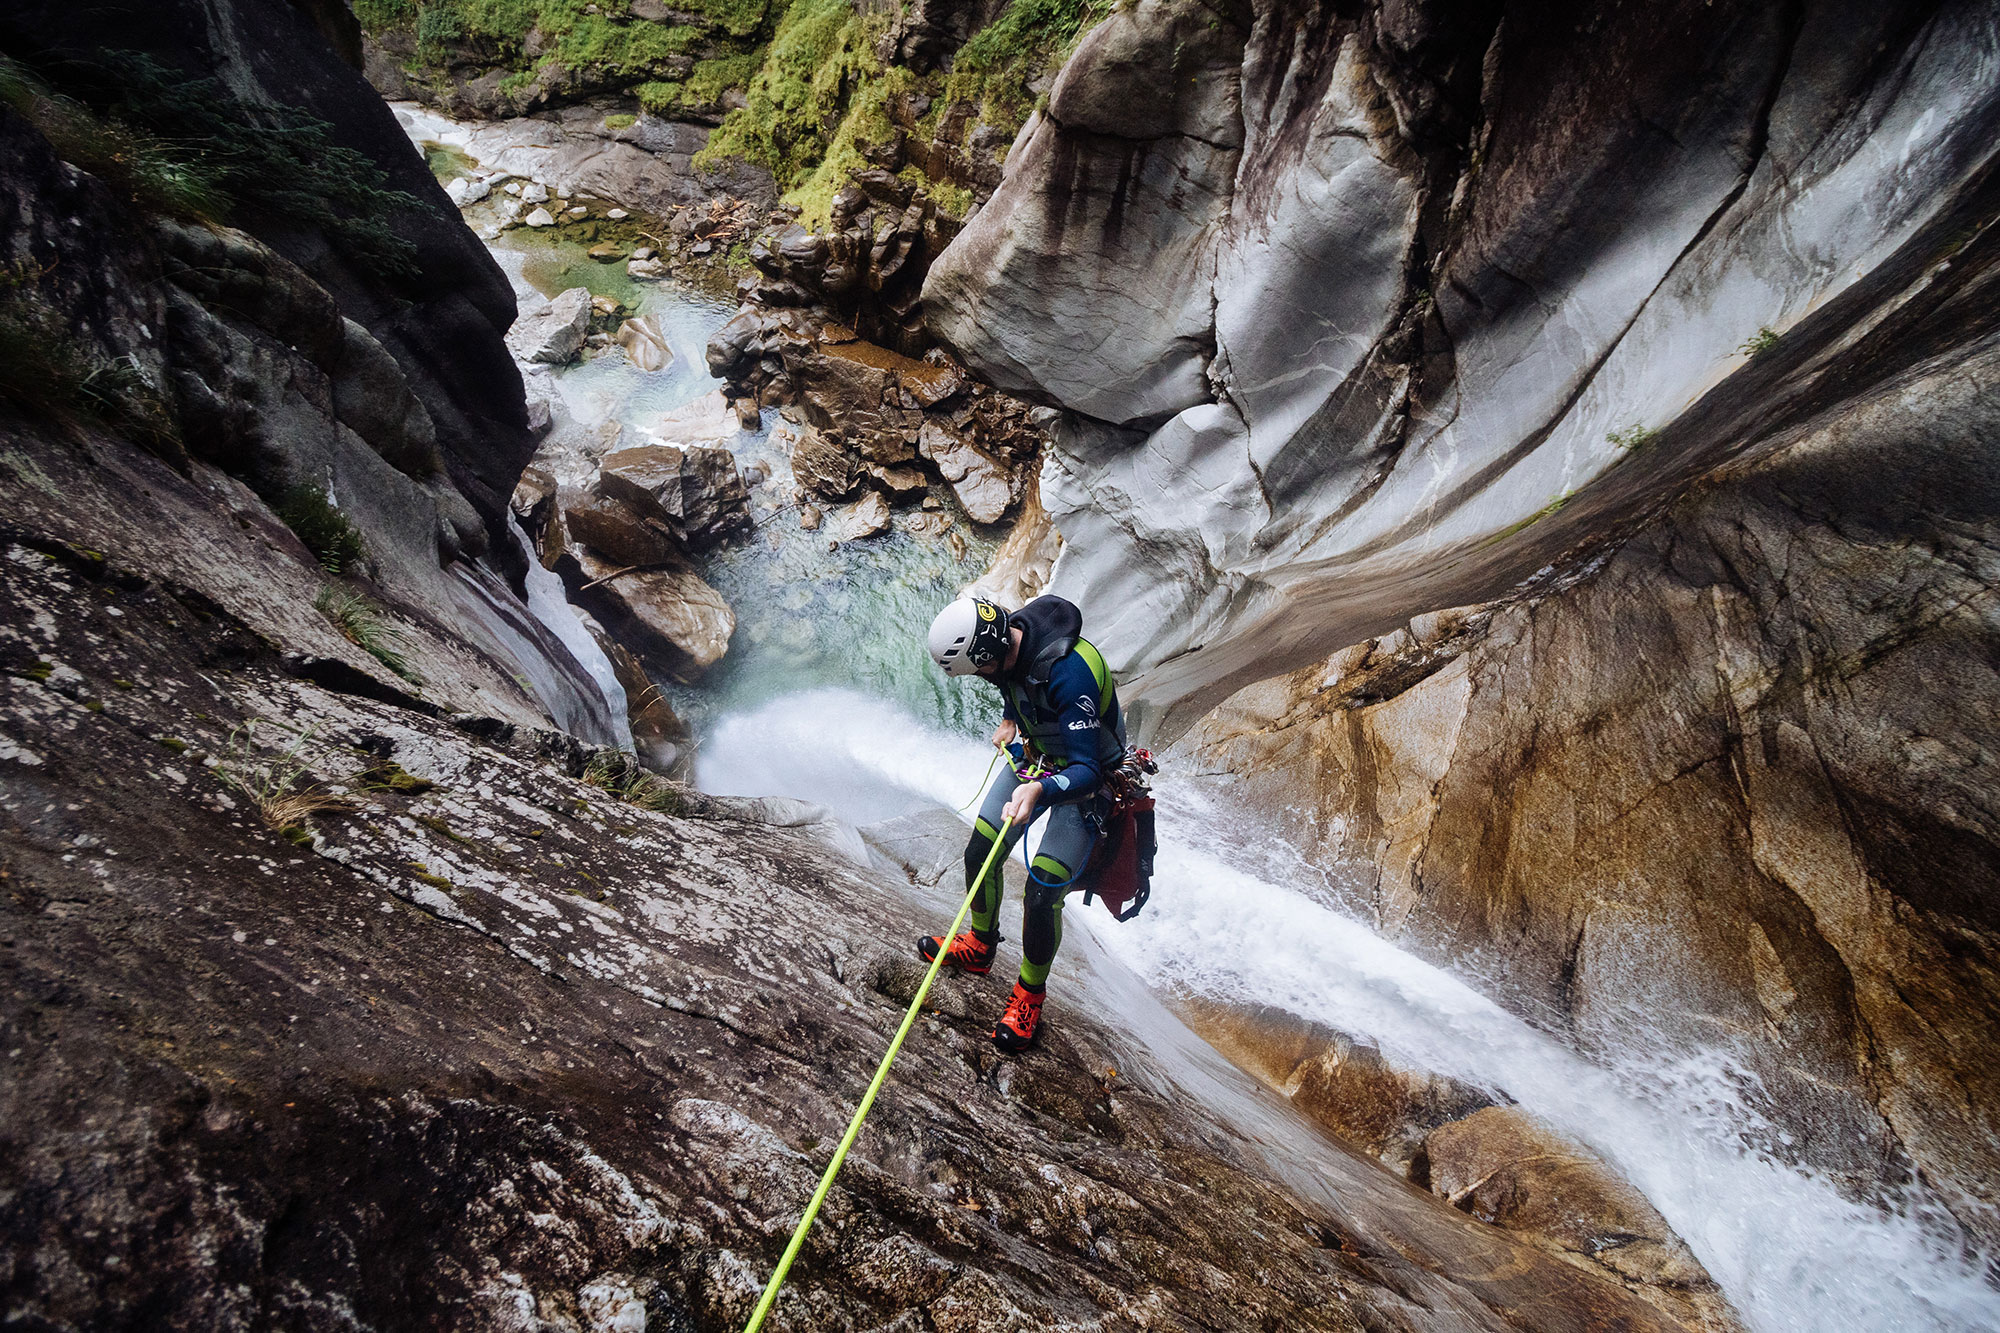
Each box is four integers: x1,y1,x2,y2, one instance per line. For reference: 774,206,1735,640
699,688,2000,1333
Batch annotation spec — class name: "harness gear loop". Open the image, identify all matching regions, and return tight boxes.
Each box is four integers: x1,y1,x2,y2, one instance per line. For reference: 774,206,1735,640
740,814,1018,1333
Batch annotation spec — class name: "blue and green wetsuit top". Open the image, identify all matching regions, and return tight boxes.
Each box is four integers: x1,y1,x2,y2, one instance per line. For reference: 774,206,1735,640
996,595,1125,802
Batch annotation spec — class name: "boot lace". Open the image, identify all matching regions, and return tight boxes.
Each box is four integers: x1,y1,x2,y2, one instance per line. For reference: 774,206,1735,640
1001,987,1041,1031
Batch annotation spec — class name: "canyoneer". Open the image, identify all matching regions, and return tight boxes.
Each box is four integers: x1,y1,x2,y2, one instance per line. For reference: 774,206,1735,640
924,593,1155,1051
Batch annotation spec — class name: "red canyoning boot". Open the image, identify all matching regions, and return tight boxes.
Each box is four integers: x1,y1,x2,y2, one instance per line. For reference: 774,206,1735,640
918,929,997,975
991,981,1044,1052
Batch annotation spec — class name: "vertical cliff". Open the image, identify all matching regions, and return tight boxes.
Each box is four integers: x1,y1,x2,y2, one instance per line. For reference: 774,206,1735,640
926,0,2000,1240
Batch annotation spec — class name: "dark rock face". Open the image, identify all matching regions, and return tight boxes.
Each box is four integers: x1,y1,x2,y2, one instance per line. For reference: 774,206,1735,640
0,0,535,550
0,511,1700,1333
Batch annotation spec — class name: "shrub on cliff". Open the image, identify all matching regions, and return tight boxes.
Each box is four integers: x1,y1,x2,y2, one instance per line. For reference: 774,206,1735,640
0,51,424,280
0,278,182,458
276,485,368,575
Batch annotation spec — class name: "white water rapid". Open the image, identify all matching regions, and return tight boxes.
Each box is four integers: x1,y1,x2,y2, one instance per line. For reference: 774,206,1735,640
699,687,2000,1333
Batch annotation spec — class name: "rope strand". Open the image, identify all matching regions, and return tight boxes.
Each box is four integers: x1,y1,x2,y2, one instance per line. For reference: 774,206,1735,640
740,811,1018,1333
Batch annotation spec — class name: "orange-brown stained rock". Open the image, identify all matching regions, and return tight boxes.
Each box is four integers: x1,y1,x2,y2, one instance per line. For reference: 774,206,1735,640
1183,997,1489,1173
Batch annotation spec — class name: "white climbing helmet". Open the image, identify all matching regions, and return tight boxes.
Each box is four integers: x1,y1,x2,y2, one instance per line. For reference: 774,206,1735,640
928,597,1010,676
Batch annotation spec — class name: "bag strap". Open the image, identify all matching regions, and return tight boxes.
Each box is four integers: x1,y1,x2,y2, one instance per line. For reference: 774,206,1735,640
1074,637,1113,714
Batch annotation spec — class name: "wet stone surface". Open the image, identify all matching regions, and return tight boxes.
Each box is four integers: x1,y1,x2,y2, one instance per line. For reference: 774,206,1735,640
0,533,1692,1331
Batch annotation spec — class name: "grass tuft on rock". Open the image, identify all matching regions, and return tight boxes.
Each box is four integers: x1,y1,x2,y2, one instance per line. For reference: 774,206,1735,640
583,750,693,815
214,719,355,832
1606,423,1660,453
0,277,182,454
1738,326,1780,358
315,584,422,683
277,486,367,574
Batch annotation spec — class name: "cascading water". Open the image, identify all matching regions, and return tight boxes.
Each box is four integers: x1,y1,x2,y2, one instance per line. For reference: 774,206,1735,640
697,687,2000,1333
508,517,632,748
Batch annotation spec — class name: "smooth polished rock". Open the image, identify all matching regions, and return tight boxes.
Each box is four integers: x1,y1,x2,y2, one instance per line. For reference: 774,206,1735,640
505,287,592,364
615,315,671,371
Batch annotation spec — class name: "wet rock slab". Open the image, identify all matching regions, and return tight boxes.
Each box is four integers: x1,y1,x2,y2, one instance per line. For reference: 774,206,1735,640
0,530,1696,1332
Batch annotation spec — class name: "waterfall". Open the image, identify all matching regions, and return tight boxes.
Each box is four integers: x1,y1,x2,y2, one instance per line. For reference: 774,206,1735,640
697,686,2000,1333
507,518,633,748
446,529,630,750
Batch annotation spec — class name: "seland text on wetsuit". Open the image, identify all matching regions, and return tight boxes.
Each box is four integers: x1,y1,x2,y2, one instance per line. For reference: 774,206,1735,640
967,594,1125,991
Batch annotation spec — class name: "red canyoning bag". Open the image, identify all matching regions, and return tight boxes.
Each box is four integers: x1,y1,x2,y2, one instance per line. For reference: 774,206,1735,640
1082,792,1156,921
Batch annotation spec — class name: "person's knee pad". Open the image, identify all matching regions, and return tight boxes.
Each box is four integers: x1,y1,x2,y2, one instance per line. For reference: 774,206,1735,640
1025,853,1075,911
965,817,1001,883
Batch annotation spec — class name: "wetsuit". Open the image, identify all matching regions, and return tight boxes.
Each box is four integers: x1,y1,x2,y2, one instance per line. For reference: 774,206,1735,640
966,595,1125,992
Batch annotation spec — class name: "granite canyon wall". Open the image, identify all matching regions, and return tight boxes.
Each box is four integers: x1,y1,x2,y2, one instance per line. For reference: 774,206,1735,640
929,0,2000,1239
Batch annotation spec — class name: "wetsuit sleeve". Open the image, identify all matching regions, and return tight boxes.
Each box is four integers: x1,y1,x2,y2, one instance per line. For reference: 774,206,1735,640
1035,655,1108,800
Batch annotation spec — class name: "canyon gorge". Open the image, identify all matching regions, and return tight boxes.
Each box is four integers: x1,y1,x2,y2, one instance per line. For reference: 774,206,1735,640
1,1,1997,1331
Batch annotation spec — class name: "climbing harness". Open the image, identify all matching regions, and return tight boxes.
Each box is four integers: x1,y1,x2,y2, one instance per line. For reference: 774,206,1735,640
740,813,1018,1333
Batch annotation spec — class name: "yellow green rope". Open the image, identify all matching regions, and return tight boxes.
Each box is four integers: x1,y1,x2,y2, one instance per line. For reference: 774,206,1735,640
740,812,1018,1333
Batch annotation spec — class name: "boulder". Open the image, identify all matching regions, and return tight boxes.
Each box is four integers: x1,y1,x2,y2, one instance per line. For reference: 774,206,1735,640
510,463,557,524
571,550,734,681
615,315,672,372
653,389,740,448
627,256,667,280
793,339,930,463
867,463,928,500
917,420,1013,523
524,206,556,227
522,181,549,204
588,241,627,262
784,425,865,500
835,491,892,541
505,287,592,364
456,176,492,206
597,444,750,550
558,487,677,567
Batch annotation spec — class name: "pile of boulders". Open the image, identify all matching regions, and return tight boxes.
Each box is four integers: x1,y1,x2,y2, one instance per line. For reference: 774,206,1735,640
710,303,1047,531
731,171,959,357
701,166,1050,536
513,437,750,684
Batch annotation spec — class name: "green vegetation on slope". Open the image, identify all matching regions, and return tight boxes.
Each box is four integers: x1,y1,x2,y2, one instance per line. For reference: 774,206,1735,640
365,0,768,80
942,0,1111,130
694,0,884,188
693,0,1109,225
0,51,423,279
358,0,1113,231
